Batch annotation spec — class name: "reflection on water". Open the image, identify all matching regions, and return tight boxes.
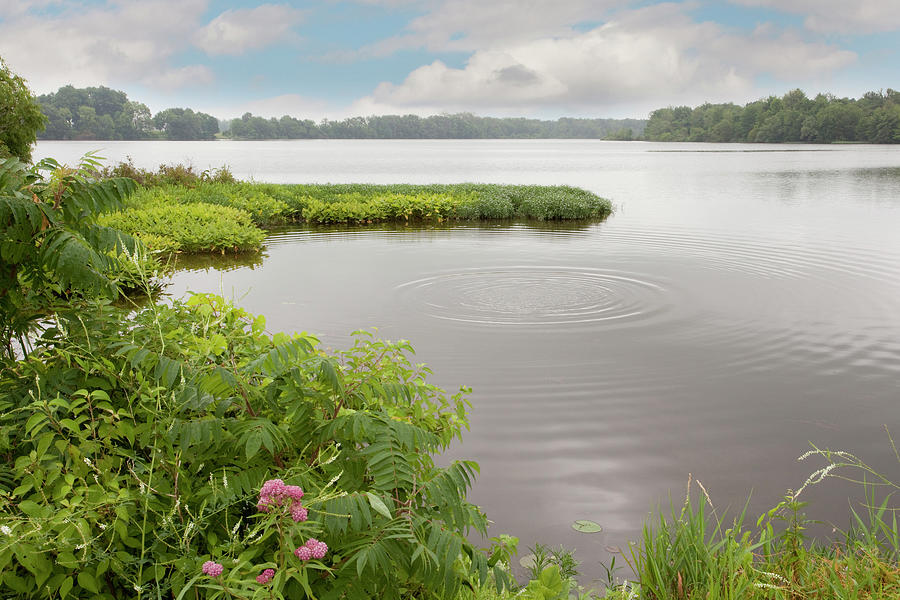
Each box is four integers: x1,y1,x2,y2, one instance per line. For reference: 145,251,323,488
168,250,266,273
82,140,900,582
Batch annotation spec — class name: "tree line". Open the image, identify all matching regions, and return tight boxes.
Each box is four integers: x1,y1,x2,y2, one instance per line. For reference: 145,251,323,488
37,85,219,141
225,112,645,140
27,82,900,145
645,89,900,144
34,84,646,141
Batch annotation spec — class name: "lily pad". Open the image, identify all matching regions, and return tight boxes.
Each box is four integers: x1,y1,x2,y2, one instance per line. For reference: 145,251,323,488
519,553,536,569
572,519,603,533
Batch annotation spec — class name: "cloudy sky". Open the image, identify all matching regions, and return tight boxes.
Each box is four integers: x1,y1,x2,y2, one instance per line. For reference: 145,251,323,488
1,0,897,120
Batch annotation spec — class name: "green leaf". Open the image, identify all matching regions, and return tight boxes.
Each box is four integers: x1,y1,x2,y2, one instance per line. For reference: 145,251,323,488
59,576,74,599
24,412,46,435
77,571,100,593
572,519,603,533
366,491,392,519
245,432,262,461
18,500,46,518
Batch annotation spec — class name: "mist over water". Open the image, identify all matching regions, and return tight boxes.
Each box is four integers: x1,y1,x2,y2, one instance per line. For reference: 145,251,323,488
37,139,900,581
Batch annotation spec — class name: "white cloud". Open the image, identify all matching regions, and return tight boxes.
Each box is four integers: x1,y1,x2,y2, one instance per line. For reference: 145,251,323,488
144,65,216,91
0,0,61,18
729,0,900,33
194,4,304,56
0,0,212,93
352,3,856,117
359,0,632,57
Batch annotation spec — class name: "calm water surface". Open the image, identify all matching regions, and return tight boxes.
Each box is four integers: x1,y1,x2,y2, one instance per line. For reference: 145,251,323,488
37,140,900,580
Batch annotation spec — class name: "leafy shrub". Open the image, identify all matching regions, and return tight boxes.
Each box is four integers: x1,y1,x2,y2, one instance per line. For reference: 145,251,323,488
99,203,265,253
510,186,610,220
455,190,515,220
131,184,289,227
301,192,467,224
0,58,45,162
105,245,170,297
98,159,235,188
0,294,511,599
0,154,139,358
287,184,610,223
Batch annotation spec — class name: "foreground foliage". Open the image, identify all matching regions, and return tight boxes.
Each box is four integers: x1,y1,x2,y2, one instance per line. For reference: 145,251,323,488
0,59,46,163
0,293,511,599
595,447,900,600
0,154,139,358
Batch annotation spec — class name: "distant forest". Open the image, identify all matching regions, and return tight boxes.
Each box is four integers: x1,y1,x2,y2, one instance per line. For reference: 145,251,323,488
34,85,900,143
645,88,900,144
226,112,645,140
37,86,219,141
35,85,644,141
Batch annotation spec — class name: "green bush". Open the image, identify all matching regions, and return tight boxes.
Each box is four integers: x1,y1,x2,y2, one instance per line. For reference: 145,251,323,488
0,294,512,599
98,159,236,187
0,154,139,358
99,203,265,253
98,164,613,228
127,184,289,227
290,185,609,224
301,192,471,224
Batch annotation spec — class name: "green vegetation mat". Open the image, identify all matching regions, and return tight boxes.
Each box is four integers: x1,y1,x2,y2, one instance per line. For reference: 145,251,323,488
97,173,612,254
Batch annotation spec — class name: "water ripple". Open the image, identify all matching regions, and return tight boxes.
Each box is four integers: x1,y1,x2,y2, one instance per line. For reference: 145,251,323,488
395,266,671,327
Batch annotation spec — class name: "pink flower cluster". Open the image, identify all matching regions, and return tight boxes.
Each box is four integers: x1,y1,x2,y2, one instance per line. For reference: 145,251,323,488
257,479,307,522
256,568,275,584
294,538,328,561
201,561,223,577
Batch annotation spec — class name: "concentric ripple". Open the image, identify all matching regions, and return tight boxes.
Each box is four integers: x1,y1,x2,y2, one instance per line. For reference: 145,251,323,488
395,266,671,326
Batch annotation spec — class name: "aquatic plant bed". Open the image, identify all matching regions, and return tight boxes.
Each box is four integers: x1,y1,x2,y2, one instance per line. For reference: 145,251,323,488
98,182,612,253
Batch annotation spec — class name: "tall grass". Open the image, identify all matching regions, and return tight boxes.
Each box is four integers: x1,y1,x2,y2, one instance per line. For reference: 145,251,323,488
601,437,900,600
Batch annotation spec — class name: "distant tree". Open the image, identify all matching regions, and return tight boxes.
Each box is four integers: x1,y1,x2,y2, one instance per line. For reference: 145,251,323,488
75,107,101,139
0,58,45,162
40,104,73,139
860,105,900,143
153,108,218,140
115,100,153,139
645,88,900,144
37,85,152,140
815,102,862,143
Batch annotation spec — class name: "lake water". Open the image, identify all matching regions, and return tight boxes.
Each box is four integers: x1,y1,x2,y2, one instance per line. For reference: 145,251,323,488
36,140,900,582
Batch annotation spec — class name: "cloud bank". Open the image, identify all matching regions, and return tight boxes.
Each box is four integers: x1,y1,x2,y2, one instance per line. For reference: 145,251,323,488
352,3,856,117
194,4,304,56
729,0,900,34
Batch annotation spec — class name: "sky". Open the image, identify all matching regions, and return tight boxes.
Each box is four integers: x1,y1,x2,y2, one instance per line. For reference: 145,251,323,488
1,0,898,120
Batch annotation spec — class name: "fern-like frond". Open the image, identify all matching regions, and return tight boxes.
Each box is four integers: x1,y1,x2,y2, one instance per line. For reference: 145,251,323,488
78,222,140,256
40,227,117,296
241,337,316,379
58,177,136,222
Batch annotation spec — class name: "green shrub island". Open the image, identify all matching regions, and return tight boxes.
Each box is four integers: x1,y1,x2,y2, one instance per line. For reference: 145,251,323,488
92,161,613,254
